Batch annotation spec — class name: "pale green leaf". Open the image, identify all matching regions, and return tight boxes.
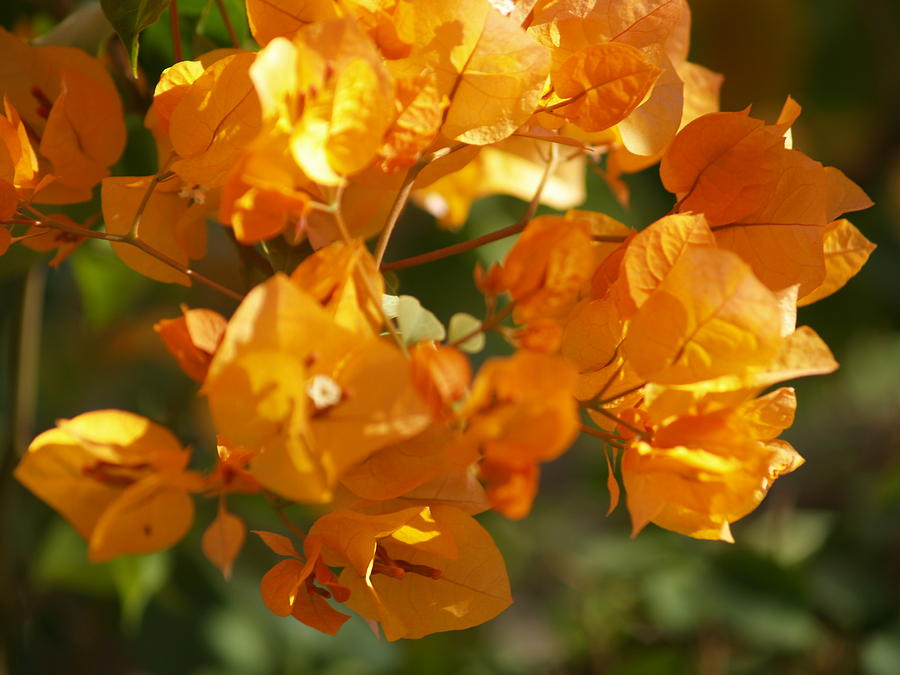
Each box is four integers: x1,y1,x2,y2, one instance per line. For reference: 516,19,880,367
382,294,400,320
396,295,445,345
447,313,485,354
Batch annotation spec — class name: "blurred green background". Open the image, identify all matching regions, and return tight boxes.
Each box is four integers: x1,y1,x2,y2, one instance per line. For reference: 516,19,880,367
1,1,898,674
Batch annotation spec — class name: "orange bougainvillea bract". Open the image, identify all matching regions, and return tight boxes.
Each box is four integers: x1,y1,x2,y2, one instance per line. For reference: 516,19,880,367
4,0,874,641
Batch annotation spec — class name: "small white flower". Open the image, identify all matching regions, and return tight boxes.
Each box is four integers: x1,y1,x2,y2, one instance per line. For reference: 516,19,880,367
488,0,516,16
179,183,208,205
306,374,342,410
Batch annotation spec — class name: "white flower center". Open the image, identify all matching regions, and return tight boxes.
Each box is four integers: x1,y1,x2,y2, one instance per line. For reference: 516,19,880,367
306,374,342,410
178,183,208,205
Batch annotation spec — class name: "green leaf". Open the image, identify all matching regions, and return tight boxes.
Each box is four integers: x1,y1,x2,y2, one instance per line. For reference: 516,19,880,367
447,313,485,353
70,240,145,331
33,2,115,55
382,294,400,319
187,0,249,47
862,629,900,675
110,551,172,633
394,295,446,345
742,509,835,565
100,0,170,75
32,520,116,596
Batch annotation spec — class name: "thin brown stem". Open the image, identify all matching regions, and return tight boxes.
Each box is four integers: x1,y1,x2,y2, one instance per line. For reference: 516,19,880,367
7,214,244,302
579,424,625,447
381,141,562,272
8,216,127,243
537,89,587,115
374,167,418,267
381,220,527,272
522,141,559,223
330,188,406,351
590,406,645,440
130,169,173,239
449,301,515,348
129,237,244,301
668,172,704,215
8,231,48,244
510,132,592,152
214,0,240,47
597,382,646,406
170,0,184,62
595,362,623,401
262,490,307,544
373,143,467,267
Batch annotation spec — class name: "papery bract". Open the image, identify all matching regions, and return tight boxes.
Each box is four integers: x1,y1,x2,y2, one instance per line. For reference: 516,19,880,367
0,28,125,203
623,247,783,385
622,393,803,542
204,274,429,503
155,306,228,382
310,506,511,640
102,175,211,285
550,42,661,133
14,410,200,561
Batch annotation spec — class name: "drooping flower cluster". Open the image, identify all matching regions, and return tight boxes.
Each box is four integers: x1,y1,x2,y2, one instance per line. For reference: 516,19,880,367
6,0,874,640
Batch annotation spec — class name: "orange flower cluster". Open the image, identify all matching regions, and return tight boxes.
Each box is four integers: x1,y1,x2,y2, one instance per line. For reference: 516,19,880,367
6,0,874,640
0,27,124,260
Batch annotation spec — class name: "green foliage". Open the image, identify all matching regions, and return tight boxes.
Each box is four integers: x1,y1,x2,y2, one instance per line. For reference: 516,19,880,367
447,313,485,353
387,295,446,345
70,240,145,331
100,0,170,73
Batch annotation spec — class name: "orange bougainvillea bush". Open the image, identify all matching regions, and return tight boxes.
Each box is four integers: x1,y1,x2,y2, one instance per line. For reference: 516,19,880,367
4,0,875,640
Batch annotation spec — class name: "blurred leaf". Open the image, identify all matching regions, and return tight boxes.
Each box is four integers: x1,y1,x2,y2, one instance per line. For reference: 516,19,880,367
100,0,170,74
394,294,446,344
32,520,116,596
811,561,885,632
718,588,820,652
845,336,900,423
184,0,249,47
862,628,900,675
447,312,484,353
642,561,707,634
110,550,172,632
609,649,689,675
879,458,900,505
33,2,114,54
742,509,835,565
70,240,145,331
204,608,274,675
